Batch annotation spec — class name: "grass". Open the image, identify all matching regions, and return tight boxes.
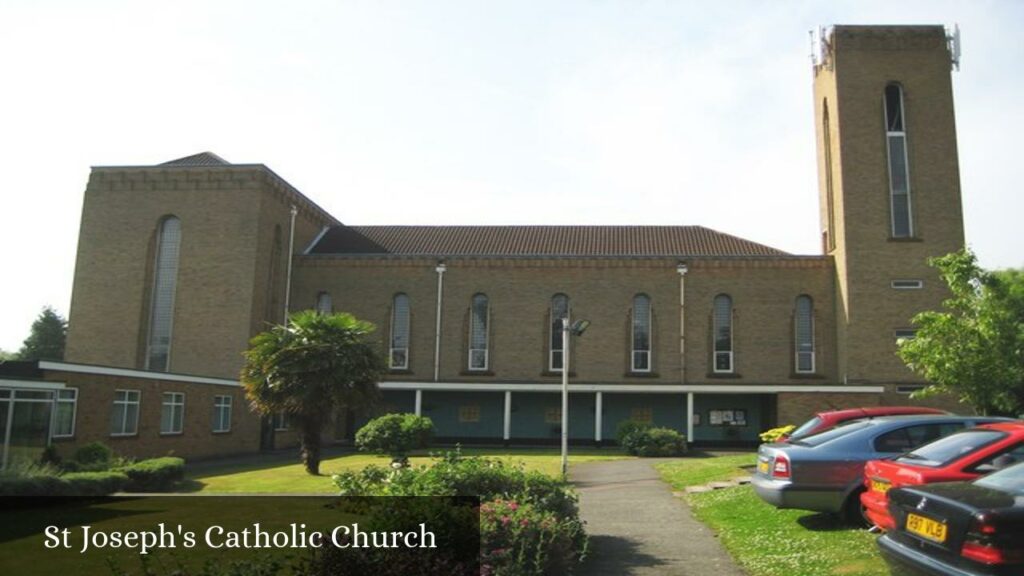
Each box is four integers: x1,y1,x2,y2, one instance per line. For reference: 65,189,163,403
655,452,756,488
654,453,885,576
687,486,887,576
186,446,632,493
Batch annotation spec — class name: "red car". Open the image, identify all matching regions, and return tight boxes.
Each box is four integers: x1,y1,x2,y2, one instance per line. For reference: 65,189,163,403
783,406,948,442
862,421,1024,530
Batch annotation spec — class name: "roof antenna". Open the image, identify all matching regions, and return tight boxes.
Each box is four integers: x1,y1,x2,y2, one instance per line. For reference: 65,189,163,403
947,24,962,71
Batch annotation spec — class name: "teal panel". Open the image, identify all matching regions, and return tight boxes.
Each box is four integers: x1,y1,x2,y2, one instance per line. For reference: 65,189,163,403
354,390,417,430
600,393,688,441
509,392,595,440
691,394,767,443
421,391,504,439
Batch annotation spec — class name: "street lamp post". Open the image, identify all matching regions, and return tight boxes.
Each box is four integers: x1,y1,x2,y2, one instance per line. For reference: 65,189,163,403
560,317,590,478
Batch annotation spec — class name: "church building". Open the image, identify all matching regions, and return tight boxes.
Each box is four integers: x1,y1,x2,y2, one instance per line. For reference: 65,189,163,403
0,25,968,464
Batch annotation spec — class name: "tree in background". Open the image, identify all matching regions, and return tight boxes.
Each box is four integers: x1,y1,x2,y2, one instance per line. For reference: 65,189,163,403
0,349,15,361
898,249,1024,415
241,310,386,475
17,306,67,361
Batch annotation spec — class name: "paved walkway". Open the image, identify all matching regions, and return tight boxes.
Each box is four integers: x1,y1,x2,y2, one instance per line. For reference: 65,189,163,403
571,459,747,576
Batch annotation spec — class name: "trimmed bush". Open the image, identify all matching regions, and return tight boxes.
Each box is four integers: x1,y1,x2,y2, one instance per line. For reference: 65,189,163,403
630,427,687,457
62,471,130,495
117,457,185,492
73,441,113,468
355,413,434,464
759,424,796,443
615,420,651,454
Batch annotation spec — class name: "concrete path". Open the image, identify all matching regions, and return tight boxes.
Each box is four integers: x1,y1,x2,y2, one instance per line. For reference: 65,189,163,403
571,459,747,576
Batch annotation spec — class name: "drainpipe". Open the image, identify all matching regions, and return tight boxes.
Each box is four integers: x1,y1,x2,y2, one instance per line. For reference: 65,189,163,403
677,263,692,444
283,205,298,324
433,262,447,382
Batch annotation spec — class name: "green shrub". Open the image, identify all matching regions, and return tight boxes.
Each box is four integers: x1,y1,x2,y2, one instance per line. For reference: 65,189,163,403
117,457,185,492
615,420,652,454
480,498,586,576
355,413,434,464
62,471,130,495
73,441,114,468
630,427,687,457
759,424,796,443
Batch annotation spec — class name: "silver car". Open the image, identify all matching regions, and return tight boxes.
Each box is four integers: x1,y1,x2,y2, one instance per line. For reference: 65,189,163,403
752,415,1012,523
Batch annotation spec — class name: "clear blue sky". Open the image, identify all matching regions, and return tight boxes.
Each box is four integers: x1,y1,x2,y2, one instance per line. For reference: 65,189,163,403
1,0,1021,352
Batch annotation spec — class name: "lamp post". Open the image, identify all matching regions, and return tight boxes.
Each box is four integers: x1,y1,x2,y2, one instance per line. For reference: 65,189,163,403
561,317,590,478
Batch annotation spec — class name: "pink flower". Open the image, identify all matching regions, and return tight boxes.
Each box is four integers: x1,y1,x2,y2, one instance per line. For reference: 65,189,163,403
501,516,510,526
508,502,519,511
520,519,529,527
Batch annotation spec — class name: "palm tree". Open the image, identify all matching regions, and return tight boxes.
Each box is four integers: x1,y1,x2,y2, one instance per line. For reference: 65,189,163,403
241,310,386,474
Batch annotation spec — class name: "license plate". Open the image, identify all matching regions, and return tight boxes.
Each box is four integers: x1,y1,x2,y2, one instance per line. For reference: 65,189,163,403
871,479,891,494
758,460,769,474
906,513,947,543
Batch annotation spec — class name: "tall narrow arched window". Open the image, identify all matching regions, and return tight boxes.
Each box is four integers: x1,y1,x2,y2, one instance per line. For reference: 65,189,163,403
390,294,410,369
885,83,913,238
549,294,569,371
146,216,181,372
823,99,836,252
316,292,332,315
712,294,733,373
632,294,652,372
469,293,489,371
795,295,815,373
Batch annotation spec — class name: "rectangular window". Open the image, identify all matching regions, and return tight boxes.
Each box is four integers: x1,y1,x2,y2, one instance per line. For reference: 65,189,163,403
891,279,924,290
713,295,734,373
885,85,913,238
160,392,185,434
630,407,653,424
458,405,480,423
390,294,410,370
111,390,141,436
632,295,652,372
52,388,78,438
469,294,489,371
273,412,290,431
895,329,918,341
212,395,232,433
544,407,562,424
896,385,926,395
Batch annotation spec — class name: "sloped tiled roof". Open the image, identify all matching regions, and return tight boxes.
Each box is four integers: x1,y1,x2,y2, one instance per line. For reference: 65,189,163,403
308,225,789,257
161,151,230,166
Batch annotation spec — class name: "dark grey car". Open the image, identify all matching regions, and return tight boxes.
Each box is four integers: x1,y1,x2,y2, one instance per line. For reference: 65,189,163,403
752,415,1012,522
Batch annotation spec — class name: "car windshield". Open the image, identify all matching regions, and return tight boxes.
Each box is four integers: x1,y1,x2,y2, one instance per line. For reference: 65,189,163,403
974,461,1024,495
791,420,872,447
787,416,824,440
896,429,1006,467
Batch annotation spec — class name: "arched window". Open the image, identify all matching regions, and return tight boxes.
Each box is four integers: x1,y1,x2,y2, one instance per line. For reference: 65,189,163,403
713,294,733,373
823,99,836,251
632,294,652,372
549,294,569,371
146,216,181,371
468,293,489,371
316,291,332,315
885,83,913,238
390,294,410,369
795,295,815,373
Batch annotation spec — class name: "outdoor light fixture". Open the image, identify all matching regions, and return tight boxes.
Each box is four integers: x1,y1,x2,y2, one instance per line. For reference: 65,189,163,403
561,316,590,478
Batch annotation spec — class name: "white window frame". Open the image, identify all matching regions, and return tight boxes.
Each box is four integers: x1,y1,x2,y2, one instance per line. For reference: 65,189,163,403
884,84,914,239
631,294,652,373
389,294,410,370
895,328,918,341
795,296,815,374
111,389,141,437
273,411,290,431
713,295,734,374
51,388,78,438
891,279,924,290
468,294,489,371
549,294,569,372
160,391,185,435
212,395,232,433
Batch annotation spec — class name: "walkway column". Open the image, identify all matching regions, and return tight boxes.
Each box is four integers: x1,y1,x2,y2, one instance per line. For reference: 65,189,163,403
503,390,512,442
414,389,423,416
595,391,603,443
686,393,694,443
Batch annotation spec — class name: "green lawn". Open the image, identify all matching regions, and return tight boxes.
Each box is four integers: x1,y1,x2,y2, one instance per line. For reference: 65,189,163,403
655,454,885,576
186,447,632,493
655,452,756,488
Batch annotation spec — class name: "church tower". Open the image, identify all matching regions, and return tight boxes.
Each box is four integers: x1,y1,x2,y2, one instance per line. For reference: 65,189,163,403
812,26,965,386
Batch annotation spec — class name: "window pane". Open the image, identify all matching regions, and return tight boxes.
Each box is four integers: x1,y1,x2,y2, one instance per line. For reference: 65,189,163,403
633,295,651,351
713,295,732,353
111,403,126,434
124,403,139,434
54,402,74,436
316,292,332,314
391,295,409,348
471,294,488,349
885,85,903,132
148,217,181,371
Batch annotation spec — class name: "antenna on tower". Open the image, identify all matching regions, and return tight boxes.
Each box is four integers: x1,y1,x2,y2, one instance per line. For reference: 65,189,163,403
947,24,962,71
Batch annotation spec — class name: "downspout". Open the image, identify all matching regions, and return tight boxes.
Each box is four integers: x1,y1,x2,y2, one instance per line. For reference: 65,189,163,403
677,262,689,384
433,262,447,382
283,205,298,324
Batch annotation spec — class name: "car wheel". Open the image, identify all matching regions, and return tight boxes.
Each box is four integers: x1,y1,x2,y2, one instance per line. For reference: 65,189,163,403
841,488,869,527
